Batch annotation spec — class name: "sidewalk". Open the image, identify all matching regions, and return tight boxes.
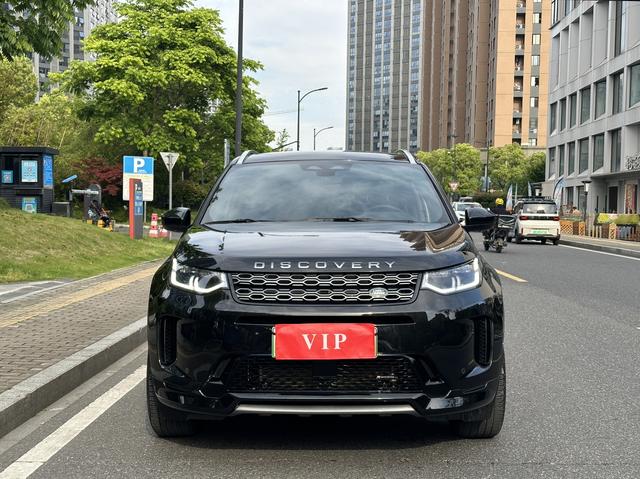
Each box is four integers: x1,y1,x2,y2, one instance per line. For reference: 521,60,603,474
0,260,162,436
560,235,640,258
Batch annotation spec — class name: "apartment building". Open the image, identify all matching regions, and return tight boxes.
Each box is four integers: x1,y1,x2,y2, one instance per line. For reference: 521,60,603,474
346,0,423,152
546,1,640,215
30,0,117,94
419,0,550,151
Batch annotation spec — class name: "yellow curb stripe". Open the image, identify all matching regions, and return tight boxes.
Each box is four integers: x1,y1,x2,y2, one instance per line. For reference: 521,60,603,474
0,267,157,329
495,269,528,283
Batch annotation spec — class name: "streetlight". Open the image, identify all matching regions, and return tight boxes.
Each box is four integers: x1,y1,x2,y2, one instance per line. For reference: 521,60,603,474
234,0,244,156
313,126,333,151
582,179,591,223
297,87,328,151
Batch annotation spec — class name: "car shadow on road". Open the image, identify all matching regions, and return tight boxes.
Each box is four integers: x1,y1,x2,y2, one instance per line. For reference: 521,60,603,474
169,415,463,450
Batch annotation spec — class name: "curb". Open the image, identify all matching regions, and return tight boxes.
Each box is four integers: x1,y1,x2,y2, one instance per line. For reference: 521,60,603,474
559,239,640,259
0,318,146,438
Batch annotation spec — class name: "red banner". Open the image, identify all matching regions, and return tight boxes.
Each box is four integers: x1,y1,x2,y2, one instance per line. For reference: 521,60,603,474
273,323,377,360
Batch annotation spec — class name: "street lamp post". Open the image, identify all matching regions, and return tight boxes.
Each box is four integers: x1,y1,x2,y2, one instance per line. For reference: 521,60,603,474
297,87,328,151
234,0,244,156
582,179,591,224
313,126,334,151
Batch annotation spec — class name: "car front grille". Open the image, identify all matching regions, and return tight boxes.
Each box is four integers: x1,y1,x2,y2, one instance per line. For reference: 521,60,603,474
223,356,424,393
229,272,419,304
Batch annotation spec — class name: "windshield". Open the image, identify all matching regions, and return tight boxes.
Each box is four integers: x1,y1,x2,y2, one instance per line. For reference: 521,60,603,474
456,203,481,211
522,203,558,214
201,160,450,225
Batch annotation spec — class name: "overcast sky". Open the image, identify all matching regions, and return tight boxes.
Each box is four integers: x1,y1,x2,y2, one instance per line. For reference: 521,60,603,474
194,0,347,151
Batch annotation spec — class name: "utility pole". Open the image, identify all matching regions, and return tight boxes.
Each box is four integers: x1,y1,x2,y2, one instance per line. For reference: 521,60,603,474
234,0,244,156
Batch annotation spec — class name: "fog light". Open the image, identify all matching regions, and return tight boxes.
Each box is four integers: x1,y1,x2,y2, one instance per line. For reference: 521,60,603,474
427,396,464,410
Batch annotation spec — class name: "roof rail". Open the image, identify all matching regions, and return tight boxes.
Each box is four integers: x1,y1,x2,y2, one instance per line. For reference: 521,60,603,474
236,150,257,165
394,149,417,164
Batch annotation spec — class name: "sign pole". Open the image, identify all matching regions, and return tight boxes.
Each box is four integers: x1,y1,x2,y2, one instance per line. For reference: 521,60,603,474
160,152,179,211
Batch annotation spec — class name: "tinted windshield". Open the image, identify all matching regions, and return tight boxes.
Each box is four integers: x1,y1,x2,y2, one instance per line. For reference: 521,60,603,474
522,203,557,214
202,160,450,226
456,203,481,211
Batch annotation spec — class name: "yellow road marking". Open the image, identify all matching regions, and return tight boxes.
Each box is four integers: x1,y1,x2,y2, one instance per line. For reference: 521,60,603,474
0,266,158,329
495,269,528,283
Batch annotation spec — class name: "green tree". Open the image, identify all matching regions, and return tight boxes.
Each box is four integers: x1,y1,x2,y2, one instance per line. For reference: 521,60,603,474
489,144,546,193
417,143,482,195
0,57,37,120
54,0,273,174
0,1,94,60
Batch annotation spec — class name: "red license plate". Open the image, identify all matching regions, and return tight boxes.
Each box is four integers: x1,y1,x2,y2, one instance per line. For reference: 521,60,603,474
273,323,377,360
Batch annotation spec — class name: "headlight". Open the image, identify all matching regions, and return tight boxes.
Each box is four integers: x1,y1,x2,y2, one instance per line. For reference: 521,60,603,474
421,258,481,295
170,258,228,294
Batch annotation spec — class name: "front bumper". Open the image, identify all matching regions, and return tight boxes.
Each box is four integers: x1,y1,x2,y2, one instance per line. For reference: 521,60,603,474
147,260,505,420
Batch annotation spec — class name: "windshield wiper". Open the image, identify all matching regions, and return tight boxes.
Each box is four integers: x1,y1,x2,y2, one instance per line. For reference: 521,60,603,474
306,216,372,222
206,218,270,224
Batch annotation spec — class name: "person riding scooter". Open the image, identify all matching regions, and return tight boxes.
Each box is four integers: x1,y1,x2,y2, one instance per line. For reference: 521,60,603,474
483,198,514,253
490,198,508,215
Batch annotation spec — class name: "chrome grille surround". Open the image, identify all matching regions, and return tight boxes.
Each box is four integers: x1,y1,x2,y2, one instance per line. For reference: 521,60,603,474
230,272,419,304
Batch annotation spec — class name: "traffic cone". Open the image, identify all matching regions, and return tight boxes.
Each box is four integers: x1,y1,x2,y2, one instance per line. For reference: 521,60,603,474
149,213,159,238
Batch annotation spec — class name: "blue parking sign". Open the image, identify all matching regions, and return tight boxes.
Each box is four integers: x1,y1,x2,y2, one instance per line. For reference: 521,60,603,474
123,156,154,175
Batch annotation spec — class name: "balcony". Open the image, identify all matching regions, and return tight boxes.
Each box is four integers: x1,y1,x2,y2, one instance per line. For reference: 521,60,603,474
515,23,525,32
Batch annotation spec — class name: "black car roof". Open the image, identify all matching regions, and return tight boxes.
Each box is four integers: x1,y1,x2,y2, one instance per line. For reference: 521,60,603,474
233,150,417,165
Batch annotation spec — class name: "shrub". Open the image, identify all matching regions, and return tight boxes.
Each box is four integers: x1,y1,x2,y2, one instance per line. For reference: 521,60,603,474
173,180,209,210
0,198,10,209
473,191,505,208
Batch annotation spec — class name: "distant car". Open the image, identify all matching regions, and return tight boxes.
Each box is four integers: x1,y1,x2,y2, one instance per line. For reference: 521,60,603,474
452,202,483,223
508,198,560,245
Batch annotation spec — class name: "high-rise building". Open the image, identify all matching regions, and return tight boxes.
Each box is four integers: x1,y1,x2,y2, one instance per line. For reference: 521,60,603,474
346,0,423,152
546,1,640,215
420,0,551,151
30,0,117,94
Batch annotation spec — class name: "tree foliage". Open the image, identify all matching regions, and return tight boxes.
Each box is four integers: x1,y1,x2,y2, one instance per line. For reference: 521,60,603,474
0,1,94,60
417,143,483,195
0,57,37,120
54,0,273,176
489,144,546,193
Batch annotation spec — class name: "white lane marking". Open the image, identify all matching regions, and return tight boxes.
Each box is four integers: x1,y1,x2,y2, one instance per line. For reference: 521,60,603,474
0,286,34,297
559,244,640,262
0,365,145,479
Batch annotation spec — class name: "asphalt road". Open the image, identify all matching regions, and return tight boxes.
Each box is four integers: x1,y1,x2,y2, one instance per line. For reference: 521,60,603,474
1,237,639,479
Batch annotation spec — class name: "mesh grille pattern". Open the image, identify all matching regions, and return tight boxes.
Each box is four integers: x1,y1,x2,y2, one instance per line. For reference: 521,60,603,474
230,272,419,304
224,357,423,393
474,318,492,366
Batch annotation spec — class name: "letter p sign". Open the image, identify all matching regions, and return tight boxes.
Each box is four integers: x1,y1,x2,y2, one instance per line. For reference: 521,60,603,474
133,157,145,173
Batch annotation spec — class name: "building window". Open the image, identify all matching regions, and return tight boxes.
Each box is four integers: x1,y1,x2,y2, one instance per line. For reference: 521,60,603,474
532,34,541,45
611,129,621,172
630,64,640,108
531,55,540,66
549,148,556,177
614,1,627,56
612,72,624,114
593,134,604,171
594,80,606,118
558,145,565,176
550,102,557,133
579,138,589,173
531,96,539,108
531,76,539,87
559,98,566,130
533,13,542,24
580,86,590,124
568,142,576,174
569,93,577,127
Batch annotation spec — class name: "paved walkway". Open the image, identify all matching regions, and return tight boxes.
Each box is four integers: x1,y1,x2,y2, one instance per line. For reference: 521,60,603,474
0,261,162,394
560,234,640,254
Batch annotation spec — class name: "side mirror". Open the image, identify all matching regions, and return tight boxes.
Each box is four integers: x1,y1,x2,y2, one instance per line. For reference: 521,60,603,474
463,207,496,232
162,207,191,233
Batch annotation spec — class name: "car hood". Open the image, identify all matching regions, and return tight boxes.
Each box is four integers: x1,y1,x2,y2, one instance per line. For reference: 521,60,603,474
173,222,476,273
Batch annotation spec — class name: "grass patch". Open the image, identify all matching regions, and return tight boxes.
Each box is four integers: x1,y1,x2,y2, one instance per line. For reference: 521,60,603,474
0,208,175,283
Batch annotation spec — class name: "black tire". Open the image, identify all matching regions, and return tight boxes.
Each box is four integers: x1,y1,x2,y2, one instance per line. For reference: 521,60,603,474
553,238,560,245
483,242,490,251
147,360,196,437
540,238,547,245
515,235,523,244
506,236,512,243
455,368,506,439
495,245,503,253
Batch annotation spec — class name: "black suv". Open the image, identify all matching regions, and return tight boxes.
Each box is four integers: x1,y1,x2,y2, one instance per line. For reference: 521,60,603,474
147,151,505,438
